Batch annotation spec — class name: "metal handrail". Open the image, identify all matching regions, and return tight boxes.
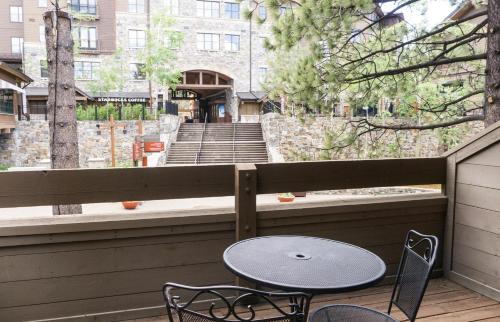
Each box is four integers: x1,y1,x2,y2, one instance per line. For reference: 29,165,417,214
195,113,208,165
232,123,236,164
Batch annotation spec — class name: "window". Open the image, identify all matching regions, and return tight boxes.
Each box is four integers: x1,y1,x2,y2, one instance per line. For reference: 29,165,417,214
38,0,48,7
130,63,146,80
39,26,46,43
164,0,179,15
279,6,287,16
258,5,266,19
10,6,23,22
224,2,239,19
259,67,268,82
40,60,49,78
166,32,182,49
224,34,239,51
128,0,145,13
197,33,220,50
71,0,97,14
196,1,219,18
78,26,97,49
128,30,146,48
75,61,100,80
11,37,23,54
0,90,14,114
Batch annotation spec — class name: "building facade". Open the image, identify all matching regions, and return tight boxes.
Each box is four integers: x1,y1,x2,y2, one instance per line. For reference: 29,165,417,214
0,0,277,122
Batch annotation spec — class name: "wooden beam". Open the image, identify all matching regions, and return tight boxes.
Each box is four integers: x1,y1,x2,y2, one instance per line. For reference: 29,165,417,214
256,157,447,194
443,154,457,276
0,165,235,208
0,158,447,208
235,164,257,241
234,163,257,288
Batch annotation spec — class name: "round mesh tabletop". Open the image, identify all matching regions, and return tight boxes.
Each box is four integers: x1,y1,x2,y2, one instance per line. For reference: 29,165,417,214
223,236,386,294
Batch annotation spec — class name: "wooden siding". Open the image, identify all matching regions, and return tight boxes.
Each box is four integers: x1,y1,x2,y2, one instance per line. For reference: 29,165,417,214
0,195,446,321
448,135,500,301
0,0,23,56
454,141,500,295
0,114,16,131
0,209,236,321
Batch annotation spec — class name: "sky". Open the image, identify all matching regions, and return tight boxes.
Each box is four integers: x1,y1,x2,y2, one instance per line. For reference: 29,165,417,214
382,0,458,28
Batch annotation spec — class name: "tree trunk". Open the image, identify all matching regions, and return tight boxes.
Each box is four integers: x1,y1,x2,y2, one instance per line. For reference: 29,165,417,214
44,10,82,215
485,0,500,126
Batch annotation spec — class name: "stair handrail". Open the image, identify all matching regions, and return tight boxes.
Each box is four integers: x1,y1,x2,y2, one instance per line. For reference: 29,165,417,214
232,123,236,164
195,113,208,165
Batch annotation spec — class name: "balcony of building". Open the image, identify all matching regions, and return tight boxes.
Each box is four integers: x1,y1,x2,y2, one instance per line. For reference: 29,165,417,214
0,121,499,321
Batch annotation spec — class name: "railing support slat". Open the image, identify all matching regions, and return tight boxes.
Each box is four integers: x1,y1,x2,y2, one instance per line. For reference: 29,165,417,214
235,163,257,287
235,163,257,241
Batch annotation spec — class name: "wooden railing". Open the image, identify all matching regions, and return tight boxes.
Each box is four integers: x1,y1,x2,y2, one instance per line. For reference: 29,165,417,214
0,157,446,209
0,157,448,322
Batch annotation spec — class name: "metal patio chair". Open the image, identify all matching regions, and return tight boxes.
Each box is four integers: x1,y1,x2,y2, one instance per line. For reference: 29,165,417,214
309,230,439,322
163,282,312,322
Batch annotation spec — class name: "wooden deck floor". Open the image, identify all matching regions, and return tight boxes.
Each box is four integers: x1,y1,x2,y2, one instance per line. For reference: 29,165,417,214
131,278,500,322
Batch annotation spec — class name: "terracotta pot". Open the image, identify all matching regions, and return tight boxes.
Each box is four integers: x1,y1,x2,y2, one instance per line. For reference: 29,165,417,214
278,196,295,203
122,201,139,210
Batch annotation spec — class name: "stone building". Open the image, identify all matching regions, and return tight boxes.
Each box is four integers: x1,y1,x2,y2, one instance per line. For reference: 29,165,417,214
0,0,278,123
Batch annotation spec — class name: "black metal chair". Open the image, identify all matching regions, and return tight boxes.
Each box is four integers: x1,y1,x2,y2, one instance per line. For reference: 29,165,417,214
309,230,439,322
163,283,311,322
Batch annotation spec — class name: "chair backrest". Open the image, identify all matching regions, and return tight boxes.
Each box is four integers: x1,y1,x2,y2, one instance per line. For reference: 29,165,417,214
163,283,311,322
388,230,439,322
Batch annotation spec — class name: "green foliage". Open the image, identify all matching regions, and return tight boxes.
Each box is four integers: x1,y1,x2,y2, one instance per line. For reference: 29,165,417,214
0,164,8,171
258,0,486,151
87,48,128,97
76,104,155,121
287,148,312,161
115,160,134,168
437,126,470,151
139,8,183,91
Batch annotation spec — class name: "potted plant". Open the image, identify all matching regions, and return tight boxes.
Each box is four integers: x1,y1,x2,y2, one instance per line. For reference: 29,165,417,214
122,201,140,210
278,193,295,203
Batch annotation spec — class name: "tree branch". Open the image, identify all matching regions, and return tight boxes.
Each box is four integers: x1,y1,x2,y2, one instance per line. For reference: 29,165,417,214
340,9,488,68
363,114,484,130
346,53,487,82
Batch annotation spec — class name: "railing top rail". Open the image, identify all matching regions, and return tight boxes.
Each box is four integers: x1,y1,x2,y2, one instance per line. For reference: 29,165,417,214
195,113,208,165
0,157,446,208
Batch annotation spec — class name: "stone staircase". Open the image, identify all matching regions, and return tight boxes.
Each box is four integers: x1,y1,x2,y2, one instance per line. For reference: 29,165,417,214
167,123,269,164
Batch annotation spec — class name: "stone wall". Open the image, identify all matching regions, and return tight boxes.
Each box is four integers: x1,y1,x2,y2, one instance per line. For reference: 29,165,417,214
261,113,485,161
0,115,179,168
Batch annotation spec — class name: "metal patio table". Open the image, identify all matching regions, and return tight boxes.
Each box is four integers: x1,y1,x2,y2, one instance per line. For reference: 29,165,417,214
223,235,386,295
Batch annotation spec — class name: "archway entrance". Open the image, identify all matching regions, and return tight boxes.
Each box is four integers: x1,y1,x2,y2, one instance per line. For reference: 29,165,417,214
169,70,233,123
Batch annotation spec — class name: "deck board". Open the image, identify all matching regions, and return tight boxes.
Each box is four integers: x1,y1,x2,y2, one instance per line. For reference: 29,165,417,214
128,279,500,322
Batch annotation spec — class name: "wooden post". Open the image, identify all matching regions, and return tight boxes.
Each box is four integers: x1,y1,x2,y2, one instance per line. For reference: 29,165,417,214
235,163,257,288
443,154,457,277
110,114,116,167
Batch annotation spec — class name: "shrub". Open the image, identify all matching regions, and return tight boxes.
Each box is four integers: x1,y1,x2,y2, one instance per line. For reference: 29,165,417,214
76,104,155,121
